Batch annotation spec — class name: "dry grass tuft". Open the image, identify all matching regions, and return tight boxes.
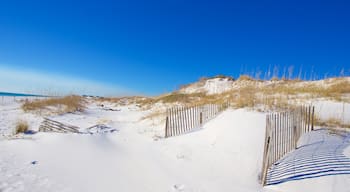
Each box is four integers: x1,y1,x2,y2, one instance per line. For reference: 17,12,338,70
22,95,86,114
95,97,122,103
327,80,350,94
151,92,208,104
234,86,257,108
314,111,350,129
96,96,149,106
315,117,350,129
157,93,190,103
271,77,280,81
15,120,29,134
237,75,254,81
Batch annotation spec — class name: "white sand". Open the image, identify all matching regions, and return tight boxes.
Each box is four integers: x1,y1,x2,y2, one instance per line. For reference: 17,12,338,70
1,96,350,192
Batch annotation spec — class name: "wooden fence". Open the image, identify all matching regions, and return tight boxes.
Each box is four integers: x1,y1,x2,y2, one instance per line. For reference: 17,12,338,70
261,105,315,185
39,118,80,133
165,102,229,138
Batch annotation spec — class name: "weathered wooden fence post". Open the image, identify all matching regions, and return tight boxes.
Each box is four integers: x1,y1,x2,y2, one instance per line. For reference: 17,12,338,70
311,106,315,131
261,114,271,185
165,109,169,138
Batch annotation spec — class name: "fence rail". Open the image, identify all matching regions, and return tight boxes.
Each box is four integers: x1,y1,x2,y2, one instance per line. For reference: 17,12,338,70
261,105,315,185
165,102,229,138
39,118,80,133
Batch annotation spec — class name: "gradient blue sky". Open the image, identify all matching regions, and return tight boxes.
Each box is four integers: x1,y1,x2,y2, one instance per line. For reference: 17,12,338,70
1,0,350,96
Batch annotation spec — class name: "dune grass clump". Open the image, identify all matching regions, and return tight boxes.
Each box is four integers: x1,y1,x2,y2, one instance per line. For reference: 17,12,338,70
149,92,206,104
235,86,257,108
22,95,86,114
327,79,350,94
315,117,350,129
157,93,191,103
15,120,29,134
237,75,254,81
96,97,122,103
96,96,149,106
271,77,280,81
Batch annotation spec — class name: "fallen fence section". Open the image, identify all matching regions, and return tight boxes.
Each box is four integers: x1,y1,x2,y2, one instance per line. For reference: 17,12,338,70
261,105,315,185
164,102,229,138
39,118,80,133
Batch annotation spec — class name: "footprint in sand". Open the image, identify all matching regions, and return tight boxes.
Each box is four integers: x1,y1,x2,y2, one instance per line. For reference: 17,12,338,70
173,184,185,192
176,147,192,160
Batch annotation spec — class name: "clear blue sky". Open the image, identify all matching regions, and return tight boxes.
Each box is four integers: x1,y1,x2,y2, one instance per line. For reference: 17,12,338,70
0,0,349,96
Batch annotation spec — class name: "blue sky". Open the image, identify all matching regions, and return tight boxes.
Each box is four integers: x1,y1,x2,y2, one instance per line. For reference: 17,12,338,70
0,0,350,96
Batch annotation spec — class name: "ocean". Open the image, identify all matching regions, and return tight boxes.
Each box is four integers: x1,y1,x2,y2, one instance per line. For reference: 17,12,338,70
0,92,42,97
